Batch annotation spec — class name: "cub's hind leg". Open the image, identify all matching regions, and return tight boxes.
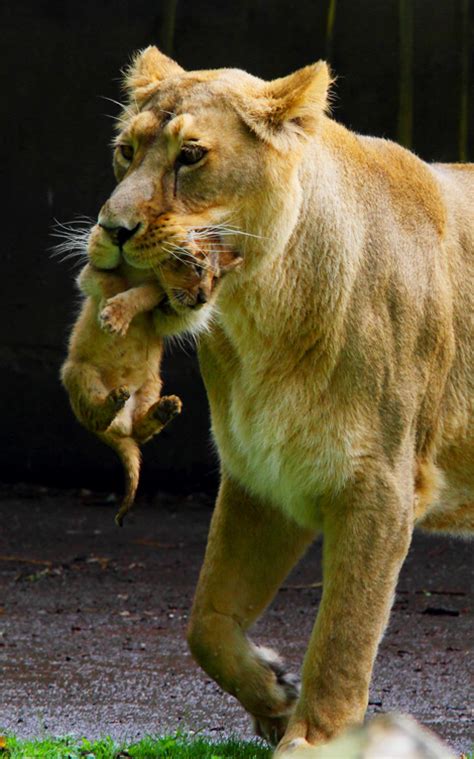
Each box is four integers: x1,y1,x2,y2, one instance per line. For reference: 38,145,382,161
132,381,182,444
61,360,129,433
187,474,315,745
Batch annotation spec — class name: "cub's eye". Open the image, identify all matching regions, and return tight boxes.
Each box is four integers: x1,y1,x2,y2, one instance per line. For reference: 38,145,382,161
176,144,208,167
117,144,134,162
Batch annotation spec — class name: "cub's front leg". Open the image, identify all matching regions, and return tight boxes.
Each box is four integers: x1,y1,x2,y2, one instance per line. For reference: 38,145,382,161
100,281,165,336
275,465,413,757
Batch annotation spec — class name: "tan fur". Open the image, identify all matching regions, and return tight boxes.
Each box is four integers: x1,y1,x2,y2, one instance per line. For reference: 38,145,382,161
89,47,473,755
61,262,182,526
62,235,240,525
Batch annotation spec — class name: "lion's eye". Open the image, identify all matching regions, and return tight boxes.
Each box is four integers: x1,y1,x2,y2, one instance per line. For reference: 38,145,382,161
118,144,134,162
176,144,208,167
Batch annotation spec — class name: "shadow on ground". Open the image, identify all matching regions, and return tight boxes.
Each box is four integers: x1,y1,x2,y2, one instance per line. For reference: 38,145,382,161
0,486,472,753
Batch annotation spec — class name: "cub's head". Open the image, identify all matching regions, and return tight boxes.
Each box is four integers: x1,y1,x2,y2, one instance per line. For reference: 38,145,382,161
88,46,332,334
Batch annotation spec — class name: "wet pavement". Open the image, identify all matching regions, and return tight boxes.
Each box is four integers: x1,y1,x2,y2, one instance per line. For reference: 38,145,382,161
0,486,472,754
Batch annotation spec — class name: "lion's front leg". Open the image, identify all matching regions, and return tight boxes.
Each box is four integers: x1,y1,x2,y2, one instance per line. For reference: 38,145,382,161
187,474,315,745
275,466,413,757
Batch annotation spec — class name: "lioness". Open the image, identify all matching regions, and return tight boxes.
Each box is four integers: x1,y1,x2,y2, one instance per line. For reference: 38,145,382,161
87,46,473,756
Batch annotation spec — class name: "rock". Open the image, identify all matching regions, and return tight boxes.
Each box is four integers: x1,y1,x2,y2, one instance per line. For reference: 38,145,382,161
275,714,455,758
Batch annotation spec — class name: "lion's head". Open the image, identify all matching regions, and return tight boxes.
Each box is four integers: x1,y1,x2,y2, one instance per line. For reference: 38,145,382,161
88,47,331,334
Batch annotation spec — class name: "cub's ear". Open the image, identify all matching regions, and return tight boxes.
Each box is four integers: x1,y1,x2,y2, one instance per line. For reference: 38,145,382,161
123,46,185,105
236,62,333,149
218,250,244,274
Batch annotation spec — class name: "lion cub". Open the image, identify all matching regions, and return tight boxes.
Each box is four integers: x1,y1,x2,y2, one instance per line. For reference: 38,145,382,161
61,244,241,526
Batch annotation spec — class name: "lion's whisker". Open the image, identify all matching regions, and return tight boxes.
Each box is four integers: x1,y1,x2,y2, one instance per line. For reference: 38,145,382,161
182,222,268,242
50,219,92,264
161,242,216,274
52,217,91,231
99,95,137,121
50,245,88,265
158,108,178,120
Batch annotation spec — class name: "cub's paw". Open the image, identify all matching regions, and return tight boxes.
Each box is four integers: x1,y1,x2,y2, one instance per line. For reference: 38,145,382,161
132,395,182,444
152,394,183,425
107,386,130,411
91,386,130,432
100,297,132,336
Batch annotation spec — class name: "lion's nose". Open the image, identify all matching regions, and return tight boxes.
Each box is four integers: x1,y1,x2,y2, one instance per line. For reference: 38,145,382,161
99,223,141,247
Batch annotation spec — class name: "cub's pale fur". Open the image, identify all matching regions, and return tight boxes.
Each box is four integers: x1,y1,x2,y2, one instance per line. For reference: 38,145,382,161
62,238,240,525
86,46,473,756
61,261,181,526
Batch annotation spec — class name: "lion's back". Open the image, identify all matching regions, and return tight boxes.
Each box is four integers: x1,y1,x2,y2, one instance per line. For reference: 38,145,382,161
431,163,474,242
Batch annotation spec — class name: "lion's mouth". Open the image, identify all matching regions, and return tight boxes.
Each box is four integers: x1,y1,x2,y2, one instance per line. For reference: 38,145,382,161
158,292,207,316
157,293,196,315
157,295,176,315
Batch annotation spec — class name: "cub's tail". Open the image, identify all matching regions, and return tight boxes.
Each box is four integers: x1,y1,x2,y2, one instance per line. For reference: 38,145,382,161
99,433,141,527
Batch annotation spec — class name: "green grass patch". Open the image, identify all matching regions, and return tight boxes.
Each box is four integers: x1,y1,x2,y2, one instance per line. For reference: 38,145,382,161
0,734,271,759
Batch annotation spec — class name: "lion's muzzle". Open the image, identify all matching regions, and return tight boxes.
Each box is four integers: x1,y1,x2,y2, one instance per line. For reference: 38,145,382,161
98,222,141,249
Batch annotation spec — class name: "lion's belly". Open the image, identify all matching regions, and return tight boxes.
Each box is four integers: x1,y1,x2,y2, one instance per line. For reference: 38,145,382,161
212,375,353,529
435,431,474,512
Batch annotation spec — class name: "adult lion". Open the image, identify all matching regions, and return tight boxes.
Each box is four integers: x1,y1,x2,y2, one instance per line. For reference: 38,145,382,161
89,47,473,756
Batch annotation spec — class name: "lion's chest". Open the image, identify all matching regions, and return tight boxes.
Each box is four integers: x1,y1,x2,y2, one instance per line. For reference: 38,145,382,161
209,358,352,529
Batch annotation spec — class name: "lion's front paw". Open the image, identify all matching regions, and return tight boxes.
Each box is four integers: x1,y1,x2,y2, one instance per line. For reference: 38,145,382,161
273,721,325,758
252,646,300,746
100,297,132,336
254,714,291,747
273,738,320,757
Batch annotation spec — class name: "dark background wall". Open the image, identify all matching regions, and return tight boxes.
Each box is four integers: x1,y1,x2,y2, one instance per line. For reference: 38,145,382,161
2,0,473,493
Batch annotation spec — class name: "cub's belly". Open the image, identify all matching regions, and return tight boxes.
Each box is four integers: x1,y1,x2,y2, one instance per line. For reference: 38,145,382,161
94,320,161,392
212,382,353,529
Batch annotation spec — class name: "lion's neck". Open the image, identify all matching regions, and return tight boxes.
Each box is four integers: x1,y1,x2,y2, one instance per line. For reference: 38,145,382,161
216,121,364,372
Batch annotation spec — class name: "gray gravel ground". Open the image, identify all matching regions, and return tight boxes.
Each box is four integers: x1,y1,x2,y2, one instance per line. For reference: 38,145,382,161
0,486,472,754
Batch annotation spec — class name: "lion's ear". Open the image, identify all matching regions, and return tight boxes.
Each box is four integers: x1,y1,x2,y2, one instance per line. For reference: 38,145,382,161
123,46,185,105
237,62,332,148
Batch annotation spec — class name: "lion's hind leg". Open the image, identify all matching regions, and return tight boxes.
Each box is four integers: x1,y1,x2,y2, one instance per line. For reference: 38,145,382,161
418,501,474,535
415,459,474,536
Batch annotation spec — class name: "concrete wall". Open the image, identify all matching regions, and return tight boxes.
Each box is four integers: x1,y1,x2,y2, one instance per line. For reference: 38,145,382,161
2,0,472,491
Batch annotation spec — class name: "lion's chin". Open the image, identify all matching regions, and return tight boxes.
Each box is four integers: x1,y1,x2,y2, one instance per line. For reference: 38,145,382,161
122,251,157,270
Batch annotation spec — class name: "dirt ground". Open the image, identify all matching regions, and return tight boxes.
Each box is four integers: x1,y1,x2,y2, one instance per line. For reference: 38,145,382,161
0,485,472,754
